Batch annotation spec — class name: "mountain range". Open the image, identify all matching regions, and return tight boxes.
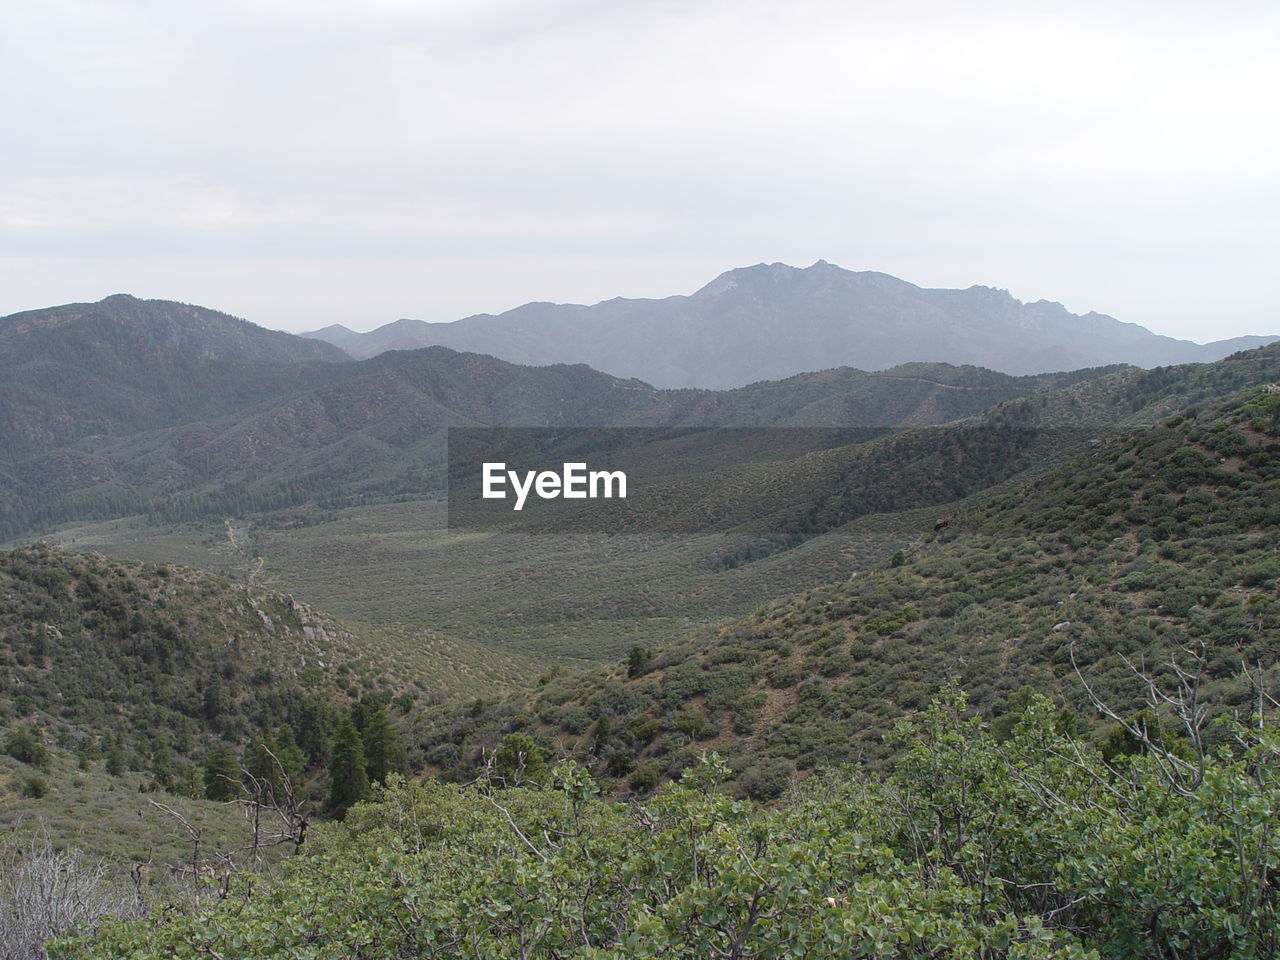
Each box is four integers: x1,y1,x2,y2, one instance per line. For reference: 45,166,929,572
302,261,1277,388
4,282,1278,552
0,293,1116,541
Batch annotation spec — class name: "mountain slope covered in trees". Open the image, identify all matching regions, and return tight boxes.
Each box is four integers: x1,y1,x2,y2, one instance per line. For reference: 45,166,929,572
4,311,1280,958
0,295,348,460
15,347,1280,710
0,546,386,828
0,545,449,955
16,377,1280,958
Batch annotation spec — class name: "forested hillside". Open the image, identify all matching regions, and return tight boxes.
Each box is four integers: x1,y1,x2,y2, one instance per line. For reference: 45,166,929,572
0,544,423,860
55,373,1280,958
5,320,1280,959
0,295,347,460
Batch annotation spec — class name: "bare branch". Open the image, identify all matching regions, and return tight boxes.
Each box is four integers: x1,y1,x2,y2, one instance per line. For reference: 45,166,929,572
1070,642,1206,797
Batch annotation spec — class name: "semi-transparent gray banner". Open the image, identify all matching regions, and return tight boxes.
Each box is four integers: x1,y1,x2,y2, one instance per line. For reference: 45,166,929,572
447,426,893,533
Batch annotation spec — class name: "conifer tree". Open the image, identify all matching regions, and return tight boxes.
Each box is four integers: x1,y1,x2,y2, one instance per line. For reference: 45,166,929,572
203,746,241,801
360,707,399,787
274,724,306,788
244,734,283,803
349,697,376,734
327,718,369,818
202,676,230,722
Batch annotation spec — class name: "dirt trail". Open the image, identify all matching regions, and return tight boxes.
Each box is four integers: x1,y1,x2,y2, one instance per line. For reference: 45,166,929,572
224,518,265,586
878,376,981,391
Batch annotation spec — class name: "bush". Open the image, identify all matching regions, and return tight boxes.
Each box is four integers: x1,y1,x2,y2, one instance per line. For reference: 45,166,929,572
4,727,48,769
739,761,791,802
1,835,137,959
628,765,659,794
604,750,634,777
1241,562,1279,588
59,699,1280,960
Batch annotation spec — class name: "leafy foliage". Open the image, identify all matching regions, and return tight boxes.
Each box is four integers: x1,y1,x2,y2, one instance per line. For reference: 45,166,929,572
54,695,1280,959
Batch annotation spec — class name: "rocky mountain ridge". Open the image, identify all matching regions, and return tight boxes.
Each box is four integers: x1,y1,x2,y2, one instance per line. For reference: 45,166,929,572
304,261,1276,387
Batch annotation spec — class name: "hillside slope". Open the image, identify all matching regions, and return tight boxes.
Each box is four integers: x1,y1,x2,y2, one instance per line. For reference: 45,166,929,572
414,383,1280,797
0,295,350,460
0,545,376,801
448,344,1280,547
17,347,1280,688
0,294,347,364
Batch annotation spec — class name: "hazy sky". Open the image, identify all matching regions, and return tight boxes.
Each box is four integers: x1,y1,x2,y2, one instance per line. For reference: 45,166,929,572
2,0,1276,341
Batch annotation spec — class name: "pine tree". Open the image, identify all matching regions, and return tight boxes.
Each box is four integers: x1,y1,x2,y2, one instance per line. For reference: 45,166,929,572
202,676,230,722
349,698,377,734
327,718,369,818
274,724,306,788
105,745,127,777
204,746,241,801
244,734,283,804
626,646,653,678
295,697,337,765
360,707,400,787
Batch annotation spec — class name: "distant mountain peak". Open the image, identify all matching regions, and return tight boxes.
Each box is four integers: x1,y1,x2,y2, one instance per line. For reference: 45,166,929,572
697,260,860,298
733,261,821,283
299,262,1279,388
300,323,363,352
693,270,740,298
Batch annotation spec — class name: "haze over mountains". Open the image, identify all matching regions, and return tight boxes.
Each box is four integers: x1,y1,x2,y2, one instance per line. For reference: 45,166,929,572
303,261,1278,388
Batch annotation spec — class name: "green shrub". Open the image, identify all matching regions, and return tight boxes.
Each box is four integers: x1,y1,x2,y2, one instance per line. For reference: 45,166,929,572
4,727,49,769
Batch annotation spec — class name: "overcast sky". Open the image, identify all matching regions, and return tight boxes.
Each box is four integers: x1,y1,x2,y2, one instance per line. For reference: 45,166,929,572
1,0,1276,341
